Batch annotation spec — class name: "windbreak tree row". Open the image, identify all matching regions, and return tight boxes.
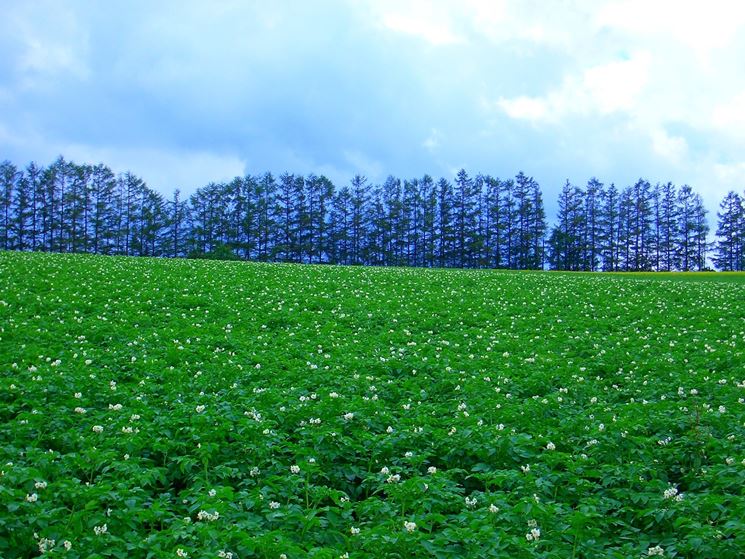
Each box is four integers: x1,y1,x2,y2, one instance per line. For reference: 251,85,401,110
1,156,743,270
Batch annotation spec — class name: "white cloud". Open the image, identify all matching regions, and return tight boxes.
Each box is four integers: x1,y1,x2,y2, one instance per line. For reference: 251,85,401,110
496,96,549,122
582,53,650,113
495,52,651,123
711,90,745,139
373,1,463,45
595,0,745,58
650,128,688,163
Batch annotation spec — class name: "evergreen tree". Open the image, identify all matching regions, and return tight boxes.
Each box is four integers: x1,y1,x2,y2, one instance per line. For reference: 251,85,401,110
582,178,604,271
349,175,368,265
12,167,33,250
714,191,744,271
166,189,188,258
330,186,352,265
656,182,678,271
1,161,19,250
548,181,584,270
676,185,706,271
628,179,654,271
453,169,479,267
436,178,455,267
255,173,277,261
419,175,437,268
26,162,42,251
599,183,620,271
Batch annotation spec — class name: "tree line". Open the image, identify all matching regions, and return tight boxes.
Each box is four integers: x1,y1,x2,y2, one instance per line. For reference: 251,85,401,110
1,156,743,271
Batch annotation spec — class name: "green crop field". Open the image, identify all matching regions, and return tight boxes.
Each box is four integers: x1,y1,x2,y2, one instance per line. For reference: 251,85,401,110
1,252,744,559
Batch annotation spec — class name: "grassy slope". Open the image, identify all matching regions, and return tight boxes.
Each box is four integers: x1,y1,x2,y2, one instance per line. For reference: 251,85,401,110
0,252,743,559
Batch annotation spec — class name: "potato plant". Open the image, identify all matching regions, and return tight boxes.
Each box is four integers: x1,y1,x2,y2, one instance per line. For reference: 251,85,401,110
0,252,743,558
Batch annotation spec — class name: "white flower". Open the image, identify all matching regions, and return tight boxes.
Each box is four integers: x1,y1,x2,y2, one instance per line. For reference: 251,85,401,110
25,493,38,503
380,466,390,475
176,549,188,558
250,467,260,477
350,526,360,535
196,510,220,522
93,524,107,535
386,474,401,484
427,466,437,474
404,520,417,533
663,485,679,500
489,504,499,513
647,545,665,556
74,407,86,414
195,405,205,413
545,442,556,451
208,489,217,497
34,480,47,490
343,412,354,421
465,496,477,507
521,464,530,473
386,426,394,433
37,538,55,553
92,425,103,433
63,540,72,551
290,465,301,474
74,392,82,399
526,527,541,541
269,501,280,509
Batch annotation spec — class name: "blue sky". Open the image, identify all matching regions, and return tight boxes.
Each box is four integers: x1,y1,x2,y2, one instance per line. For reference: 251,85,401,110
2,0,745,218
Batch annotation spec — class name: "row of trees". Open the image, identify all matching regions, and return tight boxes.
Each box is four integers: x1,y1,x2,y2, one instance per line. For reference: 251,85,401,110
1,156,743,270
547,179,710,272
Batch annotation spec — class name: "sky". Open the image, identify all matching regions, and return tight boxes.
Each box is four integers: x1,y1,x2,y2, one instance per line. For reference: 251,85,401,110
2,0,745,219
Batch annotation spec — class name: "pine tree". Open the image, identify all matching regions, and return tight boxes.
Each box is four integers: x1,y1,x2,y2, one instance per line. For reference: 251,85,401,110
166,189,187,258
403,178,423,266
436,178,455,267
1,161,20,250
599,183,620,271
548,181,584,270
627,179,654,271
349,175,368,265
330,186,352,265
453,169,479,267
582,178,604,271
26,162,42,251
714,191,744,271
12,168,33,250
676,185,700,271
419,175,437,268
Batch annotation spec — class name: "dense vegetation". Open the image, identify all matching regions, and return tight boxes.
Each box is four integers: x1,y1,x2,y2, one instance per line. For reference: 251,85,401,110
3,157,744,270
1,252,744,558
